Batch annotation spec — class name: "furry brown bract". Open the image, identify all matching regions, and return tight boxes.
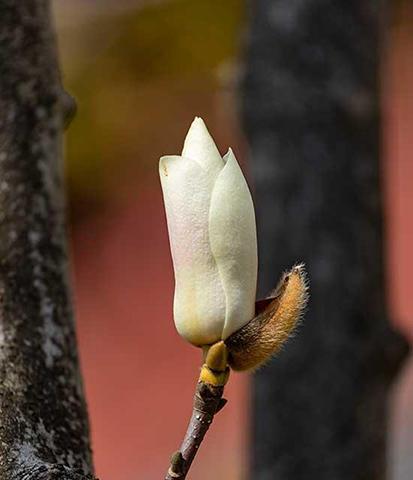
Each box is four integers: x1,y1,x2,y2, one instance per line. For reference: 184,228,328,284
225,264,309,371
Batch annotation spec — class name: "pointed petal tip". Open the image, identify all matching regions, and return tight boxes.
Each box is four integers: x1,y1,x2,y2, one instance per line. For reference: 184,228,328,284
223,147,235,162
184,116,209,143
181,117,224,172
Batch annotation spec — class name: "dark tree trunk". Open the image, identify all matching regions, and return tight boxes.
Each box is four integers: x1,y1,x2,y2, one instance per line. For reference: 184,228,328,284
242,1,409,479
0,2,94,479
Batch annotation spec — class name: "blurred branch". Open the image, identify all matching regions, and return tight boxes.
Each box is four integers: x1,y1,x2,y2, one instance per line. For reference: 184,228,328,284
243,1,410,479
0,1,94,479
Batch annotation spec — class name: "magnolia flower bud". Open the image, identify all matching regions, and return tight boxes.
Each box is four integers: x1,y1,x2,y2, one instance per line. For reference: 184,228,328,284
159,117,257,346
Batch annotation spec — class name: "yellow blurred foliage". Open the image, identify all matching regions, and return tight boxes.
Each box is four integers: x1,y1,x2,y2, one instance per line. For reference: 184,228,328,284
55,0,245,211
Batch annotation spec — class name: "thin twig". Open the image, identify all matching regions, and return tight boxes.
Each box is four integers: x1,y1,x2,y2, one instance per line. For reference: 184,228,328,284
165,380,227,480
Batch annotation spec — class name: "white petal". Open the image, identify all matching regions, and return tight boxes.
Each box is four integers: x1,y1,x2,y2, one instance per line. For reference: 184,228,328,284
181,117,224,176
209,148,258,339
159,155,226,345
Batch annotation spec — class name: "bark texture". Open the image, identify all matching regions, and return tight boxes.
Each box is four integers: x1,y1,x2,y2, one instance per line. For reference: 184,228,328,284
242,1,409,479
0,2,94,479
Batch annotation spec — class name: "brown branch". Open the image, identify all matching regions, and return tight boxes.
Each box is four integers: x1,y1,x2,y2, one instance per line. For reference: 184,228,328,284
165,343,230,479
165,380,227,480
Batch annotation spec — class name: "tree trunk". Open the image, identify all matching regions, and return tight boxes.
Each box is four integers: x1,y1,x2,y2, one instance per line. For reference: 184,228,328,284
0,2,94,479
242,1,409,479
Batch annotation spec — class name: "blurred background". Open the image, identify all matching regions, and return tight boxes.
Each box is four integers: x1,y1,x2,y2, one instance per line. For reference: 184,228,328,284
53,1,412,479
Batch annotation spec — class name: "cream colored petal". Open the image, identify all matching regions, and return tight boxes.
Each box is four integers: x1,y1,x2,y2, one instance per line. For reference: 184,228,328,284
209,148,258,339
159,155,226,345
181,117,224,176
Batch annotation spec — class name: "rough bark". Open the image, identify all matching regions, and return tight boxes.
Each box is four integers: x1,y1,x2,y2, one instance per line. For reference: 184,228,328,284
0,2,94,479
242,1,409,479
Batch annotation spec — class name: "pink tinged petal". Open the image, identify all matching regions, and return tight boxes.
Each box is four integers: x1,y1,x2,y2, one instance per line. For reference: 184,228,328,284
159,155,226,346
181,117,224,176
208,148,258,340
